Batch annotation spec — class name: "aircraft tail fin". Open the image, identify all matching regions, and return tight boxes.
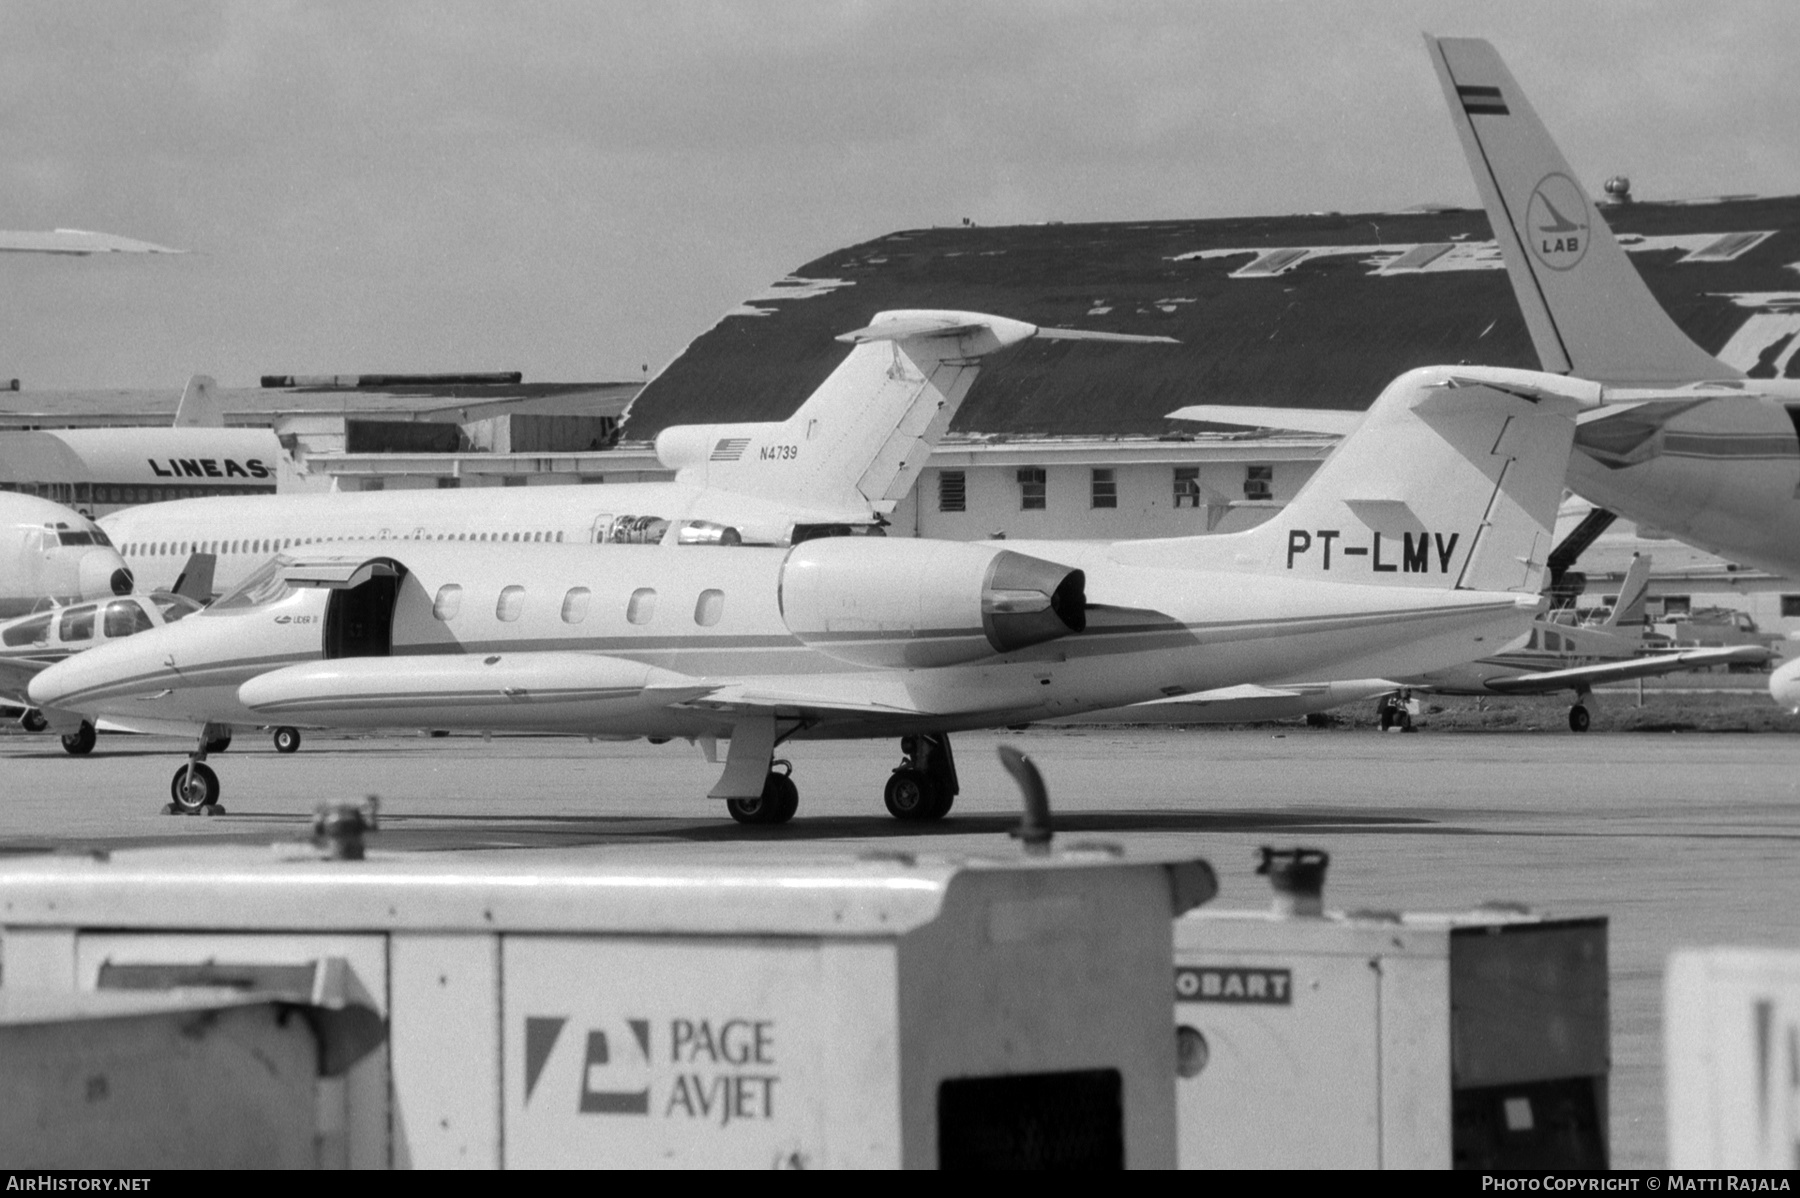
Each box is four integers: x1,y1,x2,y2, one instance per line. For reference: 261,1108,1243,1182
172,374,224,428
170,553,216,603
1426,36,1737,385
654,311,1173,519
1121,366,1588,595
1603,554,1653,627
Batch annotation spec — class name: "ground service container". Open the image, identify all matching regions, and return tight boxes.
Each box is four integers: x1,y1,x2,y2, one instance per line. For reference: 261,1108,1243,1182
0,843,1215,1169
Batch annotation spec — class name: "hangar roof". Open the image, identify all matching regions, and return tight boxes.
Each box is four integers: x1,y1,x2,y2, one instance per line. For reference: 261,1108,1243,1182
0,377,640,430
622,195,1800,438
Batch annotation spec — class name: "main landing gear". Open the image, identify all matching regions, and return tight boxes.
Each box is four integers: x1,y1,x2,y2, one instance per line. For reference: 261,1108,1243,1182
60,720,97,756
726,759,799,826
1568,689,1594,733
167,724,229,816
884,732,958,822
272,726,302,754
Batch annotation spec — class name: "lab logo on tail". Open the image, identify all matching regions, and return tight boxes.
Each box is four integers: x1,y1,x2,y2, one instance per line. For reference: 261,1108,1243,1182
1528,173,1590,271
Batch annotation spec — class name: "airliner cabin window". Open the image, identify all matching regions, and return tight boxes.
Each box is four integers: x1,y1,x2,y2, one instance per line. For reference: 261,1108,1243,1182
695,589,725,627
432,585,463,621
627,588,657,625
562,587,591,624
496,586,525,622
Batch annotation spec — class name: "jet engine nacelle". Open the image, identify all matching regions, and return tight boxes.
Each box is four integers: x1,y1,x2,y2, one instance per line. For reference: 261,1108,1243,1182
779,538,1086,668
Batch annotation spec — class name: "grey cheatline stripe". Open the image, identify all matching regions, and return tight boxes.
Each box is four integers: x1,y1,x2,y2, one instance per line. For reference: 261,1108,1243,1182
253,686,649,715
1661,433,1798,460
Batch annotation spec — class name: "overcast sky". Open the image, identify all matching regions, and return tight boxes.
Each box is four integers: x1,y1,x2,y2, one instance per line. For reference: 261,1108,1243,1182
3,1,1796,391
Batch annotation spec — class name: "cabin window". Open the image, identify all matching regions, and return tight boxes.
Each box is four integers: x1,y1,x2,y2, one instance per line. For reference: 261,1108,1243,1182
1544,631,1563,652
103,600,153,638
2,615,51,647
496,586,525,622
58,605,96,643
1090,469,1117,509
938,471,966,513
561,587,591,624
1016,467,1046,511
432,585,463,621
627,588,657,625
694,589,725,627
1173,467,1202,509
1244,465,1274,501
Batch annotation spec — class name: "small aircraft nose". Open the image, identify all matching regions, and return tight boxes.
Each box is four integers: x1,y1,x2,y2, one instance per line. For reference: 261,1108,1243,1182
26,655,76,709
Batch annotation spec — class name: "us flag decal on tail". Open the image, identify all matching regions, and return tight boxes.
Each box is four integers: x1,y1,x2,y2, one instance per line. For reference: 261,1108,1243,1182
710,437,750,462
1457,84,1508,116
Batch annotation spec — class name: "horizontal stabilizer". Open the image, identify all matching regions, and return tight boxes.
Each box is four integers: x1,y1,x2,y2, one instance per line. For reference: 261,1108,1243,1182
1165,405,1362,436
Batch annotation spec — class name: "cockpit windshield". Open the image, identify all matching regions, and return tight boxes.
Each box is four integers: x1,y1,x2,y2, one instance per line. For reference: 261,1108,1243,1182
208,555,297,613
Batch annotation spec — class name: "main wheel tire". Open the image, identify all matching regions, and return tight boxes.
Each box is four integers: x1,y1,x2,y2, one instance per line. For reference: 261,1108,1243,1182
272,726,301,754
60,721,97,756
726,772,800,826
169,761,220,812
203,731,232,754
21,709,48,733
929,783,955,819
1569,705,1591,733
884,769,939,821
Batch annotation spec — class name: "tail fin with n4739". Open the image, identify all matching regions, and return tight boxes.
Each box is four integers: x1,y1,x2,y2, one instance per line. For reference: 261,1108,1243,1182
652,310,1174,521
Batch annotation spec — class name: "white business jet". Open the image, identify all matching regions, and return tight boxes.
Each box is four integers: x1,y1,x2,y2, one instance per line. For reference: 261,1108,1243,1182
33,363,1588,822
1177,38,1800,583
101,312,1163,595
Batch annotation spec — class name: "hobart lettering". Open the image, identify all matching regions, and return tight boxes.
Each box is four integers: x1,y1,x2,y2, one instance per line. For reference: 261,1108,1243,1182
147,458,272,479
1286,528,1459,573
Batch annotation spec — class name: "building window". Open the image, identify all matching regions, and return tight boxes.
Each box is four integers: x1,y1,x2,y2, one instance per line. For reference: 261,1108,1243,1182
1090,469,1117,509
1017,467,1046,511
695,589,725,627
1173,467,1201,509
432,585,462,621
627,587,657,625
1245,465,1273,501
496,585,525,622
1783,595,1800,618
437,477,460,489
938,471,966,513
1661,595,1691,617
561,587,591,624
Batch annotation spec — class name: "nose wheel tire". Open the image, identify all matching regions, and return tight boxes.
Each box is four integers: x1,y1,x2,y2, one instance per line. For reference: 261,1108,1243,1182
726,770,799,826
272,726,302,754
168,762,221,813
1569,704,1591,733
884,768,950,821
60,721,97,756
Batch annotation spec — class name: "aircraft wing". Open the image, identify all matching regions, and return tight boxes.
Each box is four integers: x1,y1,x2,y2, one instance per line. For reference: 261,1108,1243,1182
0,656,52,705
663,674,939,720
1163,405,1362,436
1479,645,1775,693
0,228,182,255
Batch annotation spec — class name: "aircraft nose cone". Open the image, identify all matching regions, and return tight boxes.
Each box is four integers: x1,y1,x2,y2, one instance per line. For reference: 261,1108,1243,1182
77,548,130,601
27,657,72,709
1770,657,1800,714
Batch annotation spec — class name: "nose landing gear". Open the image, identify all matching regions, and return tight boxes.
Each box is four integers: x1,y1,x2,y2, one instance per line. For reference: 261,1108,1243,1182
59,720,97,756
166,724,229,815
